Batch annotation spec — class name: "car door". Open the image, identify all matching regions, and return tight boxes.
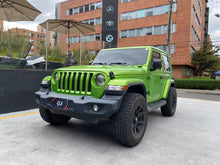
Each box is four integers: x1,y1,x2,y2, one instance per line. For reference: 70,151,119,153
148,51,166,102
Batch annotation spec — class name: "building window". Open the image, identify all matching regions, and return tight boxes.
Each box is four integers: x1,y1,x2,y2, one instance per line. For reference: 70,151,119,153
95,2,102,9
145,8,153,17
196,0,201,13
95,34,101,41
82,17,101,25
121,31,127,38
137,9,145,18
193,6,200,29
90,3,95,10
136,28,144,37
67,2,102,16
144,27,152,35
120,3,177,21
154,45,176,54
192,26,200,44
120,24,176,39
154,26,162,35
67,34,101,44
85,5,89,12
191,46,196,54
79,6,84,13
96,18,101,25
182,67,193,76
129,11,136,19
121,13,128,21
121,0,135,3
154,6,164,15
128,29,135,38
74,7,79,14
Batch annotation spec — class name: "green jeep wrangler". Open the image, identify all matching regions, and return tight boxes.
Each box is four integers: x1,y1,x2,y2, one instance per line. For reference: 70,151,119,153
35,46,177,147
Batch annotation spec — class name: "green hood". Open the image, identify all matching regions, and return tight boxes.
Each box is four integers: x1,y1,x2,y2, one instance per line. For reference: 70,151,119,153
55,65,147,77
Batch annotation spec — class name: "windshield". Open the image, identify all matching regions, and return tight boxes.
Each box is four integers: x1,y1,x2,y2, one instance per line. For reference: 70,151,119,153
93,48,149,65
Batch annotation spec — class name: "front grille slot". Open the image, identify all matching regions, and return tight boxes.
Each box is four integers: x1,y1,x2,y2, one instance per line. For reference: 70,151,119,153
57,71,93,95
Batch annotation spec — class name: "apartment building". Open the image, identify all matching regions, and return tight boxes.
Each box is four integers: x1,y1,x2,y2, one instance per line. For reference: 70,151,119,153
37,25,56,48
9,28,45,56
56,0,209,78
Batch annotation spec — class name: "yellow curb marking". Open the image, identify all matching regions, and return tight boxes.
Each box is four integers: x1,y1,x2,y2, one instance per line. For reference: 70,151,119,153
0,111,39,120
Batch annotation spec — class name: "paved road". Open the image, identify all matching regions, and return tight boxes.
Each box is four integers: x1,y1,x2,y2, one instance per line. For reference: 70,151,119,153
177,89,220,102
0,98,220,165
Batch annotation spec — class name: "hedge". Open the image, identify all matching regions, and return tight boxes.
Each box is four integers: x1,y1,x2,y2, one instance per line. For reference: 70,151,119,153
174,79,220,90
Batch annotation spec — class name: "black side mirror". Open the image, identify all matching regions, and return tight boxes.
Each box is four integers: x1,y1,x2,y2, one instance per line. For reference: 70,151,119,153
89,60,93,65
153,59,162,70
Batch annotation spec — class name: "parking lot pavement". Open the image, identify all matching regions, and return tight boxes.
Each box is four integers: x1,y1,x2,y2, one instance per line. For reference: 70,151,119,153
0,98,220,165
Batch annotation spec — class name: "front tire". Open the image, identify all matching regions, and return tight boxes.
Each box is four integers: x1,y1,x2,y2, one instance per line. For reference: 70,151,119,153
113,93,148,147
39,106,71,125
161,87,177,116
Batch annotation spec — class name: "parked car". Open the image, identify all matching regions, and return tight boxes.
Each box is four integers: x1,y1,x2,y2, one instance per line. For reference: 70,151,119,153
35,46,177,147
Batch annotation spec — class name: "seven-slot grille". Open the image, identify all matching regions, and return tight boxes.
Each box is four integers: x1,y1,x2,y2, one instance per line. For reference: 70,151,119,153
57,72,93,95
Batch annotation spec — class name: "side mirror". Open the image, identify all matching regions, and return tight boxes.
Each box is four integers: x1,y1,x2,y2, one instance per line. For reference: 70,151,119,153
89,60,93,65
153,59,162,70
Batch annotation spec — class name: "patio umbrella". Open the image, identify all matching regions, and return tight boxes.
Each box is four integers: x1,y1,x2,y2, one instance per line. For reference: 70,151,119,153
0,0,41,22
40,19,95,65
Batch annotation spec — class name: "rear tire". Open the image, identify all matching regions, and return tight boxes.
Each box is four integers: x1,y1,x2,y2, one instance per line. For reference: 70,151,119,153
39,106,71,125
113,93,148,147
161,87,177,116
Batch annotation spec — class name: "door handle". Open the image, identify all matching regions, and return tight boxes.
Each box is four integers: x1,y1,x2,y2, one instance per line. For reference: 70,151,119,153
160,76,164,79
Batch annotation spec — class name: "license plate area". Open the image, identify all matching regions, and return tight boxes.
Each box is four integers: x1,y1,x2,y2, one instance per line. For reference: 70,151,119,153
51,98,68,110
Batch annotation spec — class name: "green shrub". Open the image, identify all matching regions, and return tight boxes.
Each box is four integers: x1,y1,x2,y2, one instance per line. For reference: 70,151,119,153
189,76,212,80
175,79,220,90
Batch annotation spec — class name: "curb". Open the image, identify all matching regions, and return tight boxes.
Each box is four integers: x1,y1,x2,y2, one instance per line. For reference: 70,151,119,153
177,89,220,95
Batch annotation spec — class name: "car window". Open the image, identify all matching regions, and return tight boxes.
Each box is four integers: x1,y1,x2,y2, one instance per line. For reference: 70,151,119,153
162,55,171,71
150,51,161,70
93,48,148,65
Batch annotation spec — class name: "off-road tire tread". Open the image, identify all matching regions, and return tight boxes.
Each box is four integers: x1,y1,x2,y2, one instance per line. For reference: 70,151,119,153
113,93,147,147
161,87,177,116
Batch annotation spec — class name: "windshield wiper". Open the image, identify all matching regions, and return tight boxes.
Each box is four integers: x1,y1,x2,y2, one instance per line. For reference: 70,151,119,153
93,62,108,65
109,62,127,65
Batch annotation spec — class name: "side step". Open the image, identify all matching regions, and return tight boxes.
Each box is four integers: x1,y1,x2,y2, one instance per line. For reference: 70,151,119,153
148,100,167,112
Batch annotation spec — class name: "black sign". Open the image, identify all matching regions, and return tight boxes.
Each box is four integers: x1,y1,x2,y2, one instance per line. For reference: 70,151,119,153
102,0,118,48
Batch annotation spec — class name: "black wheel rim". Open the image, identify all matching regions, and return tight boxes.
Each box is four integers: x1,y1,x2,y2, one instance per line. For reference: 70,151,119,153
133,106,145,136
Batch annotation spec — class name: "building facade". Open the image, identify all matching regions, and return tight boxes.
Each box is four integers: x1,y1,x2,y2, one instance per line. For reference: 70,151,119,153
56,0,209,78
37,26,56,48
9,28,45,56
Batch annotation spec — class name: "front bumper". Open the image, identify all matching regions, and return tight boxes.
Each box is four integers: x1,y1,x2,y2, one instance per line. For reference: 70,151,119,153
35,91,123,123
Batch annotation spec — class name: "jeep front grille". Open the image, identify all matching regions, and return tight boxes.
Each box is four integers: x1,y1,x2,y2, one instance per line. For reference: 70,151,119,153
57,72,93,95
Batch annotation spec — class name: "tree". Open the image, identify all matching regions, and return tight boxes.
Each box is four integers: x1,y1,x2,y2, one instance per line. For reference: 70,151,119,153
72,47,96,65
192,42,220,77
37,41,66,63
0,29,27,58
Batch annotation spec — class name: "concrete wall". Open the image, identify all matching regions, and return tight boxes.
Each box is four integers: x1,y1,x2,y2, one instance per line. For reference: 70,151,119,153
0,69,52,114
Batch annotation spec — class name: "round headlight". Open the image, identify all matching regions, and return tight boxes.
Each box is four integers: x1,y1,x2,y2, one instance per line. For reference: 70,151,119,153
96,74,105,86
55,73,59,82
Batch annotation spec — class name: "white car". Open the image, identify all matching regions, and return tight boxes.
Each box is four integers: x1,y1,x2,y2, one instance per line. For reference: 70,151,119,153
26,56,45,67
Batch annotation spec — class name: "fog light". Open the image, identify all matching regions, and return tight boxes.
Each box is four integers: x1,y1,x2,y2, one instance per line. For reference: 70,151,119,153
93,105,99,112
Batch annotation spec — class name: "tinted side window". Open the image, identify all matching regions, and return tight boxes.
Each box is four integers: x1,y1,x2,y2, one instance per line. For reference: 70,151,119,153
162,55,171,71
151,51,161,70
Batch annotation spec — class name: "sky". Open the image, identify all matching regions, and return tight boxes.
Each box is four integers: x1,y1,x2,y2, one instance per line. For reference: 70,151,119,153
3,0,220,46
